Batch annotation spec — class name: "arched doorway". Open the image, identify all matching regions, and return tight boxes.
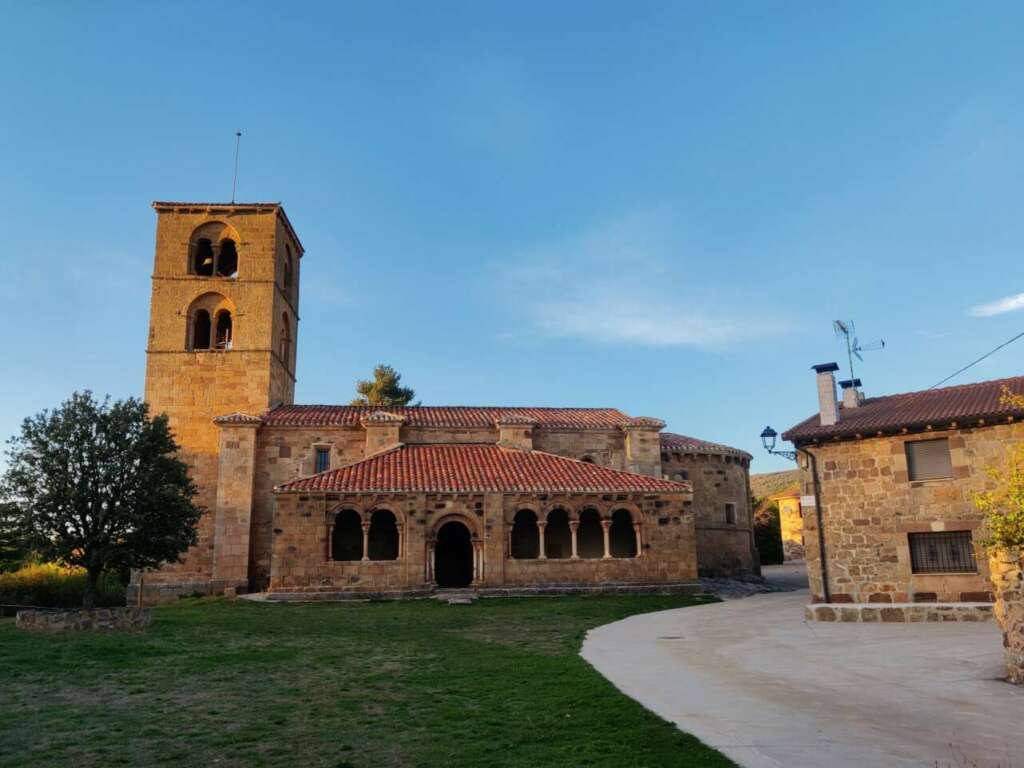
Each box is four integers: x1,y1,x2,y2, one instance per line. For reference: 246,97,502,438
435,521,473,588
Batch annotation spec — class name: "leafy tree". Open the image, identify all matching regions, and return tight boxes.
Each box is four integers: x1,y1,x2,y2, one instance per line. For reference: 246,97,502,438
753,497,785,565
0,501,26,573
351,364,419,407
1,392,201,608
971,386,1024,552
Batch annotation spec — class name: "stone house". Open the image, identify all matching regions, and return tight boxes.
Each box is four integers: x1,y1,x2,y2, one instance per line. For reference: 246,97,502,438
783,364,1024,606
132,201,756,602
769,487,804,561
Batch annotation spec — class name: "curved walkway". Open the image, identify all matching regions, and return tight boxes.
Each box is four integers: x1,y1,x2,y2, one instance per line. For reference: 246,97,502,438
582,578,1023,767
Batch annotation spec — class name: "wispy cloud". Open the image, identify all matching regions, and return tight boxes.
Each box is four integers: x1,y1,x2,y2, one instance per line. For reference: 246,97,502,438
493,210,789,347
970,292,1024,317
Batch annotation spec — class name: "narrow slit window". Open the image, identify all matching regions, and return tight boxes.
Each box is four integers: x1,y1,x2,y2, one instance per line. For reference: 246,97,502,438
315,447,330,474
725,502,737,525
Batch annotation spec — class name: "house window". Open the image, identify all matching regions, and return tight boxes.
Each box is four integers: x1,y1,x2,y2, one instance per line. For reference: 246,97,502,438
315,447,330,474
905,438,953,481
725,502,737,525
908,531,976,574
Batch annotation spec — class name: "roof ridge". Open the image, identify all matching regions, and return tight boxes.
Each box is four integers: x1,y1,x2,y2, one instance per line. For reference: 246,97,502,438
866,373,1024,402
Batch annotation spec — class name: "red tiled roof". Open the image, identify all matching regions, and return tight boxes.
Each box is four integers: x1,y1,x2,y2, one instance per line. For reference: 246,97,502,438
783,375,1024,444
660,432,752,459
262,405,635,430
275,444,692,494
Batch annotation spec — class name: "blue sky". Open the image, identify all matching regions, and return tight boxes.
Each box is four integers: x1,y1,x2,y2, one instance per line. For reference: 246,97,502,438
2,2,1023,473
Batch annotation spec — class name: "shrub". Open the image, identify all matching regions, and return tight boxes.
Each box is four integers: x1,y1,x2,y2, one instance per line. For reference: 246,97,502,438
754,504,785,565
971,386,1024,553
0,563,126,608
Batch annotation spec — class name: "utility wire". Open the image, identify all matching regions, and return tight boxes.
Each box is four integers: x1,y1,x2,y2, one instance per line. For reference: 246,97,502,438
929,329,1024,389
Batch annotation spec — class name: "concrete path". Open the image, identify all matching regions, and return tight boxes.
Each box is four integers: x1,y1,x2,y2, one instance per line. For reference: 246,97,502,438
582,585,1023,768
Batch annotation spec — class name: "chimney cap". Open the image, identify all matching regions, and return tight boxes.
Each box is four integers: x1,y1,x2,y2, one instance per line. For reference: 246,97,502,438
812,362,840,374
838,378,863,389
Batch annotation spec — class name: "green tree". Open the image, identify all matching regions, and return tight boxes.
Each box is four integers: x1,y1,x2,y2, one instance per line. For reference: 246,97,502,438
0,501,26,572
971,385,1024,552
1,392,201,608
351,364,419,407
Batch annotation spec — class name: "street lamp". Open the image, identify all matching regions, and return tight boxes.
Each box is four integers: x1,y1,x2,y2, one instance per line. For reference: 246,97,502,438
760,426,796,461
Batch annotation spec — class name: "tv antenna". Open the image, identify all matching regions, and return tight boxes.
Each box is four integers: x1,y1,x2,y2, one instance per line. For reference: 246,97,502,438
230,131,242,203
833,320,885,380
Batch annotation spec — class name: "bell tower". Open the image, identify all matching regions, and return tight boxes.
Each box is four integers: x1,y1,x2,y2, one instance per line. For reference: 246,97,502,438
142,201,302,585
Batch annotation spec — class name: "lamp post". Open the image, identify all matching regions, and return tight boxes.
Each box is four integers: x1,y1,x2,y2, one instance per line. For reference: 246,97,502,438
759,426,797,461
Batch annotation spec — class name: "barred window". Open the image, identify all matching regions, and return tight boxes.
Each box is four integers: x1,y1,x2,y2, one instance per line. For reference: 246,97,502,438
905,438,953,481
908,531,976,574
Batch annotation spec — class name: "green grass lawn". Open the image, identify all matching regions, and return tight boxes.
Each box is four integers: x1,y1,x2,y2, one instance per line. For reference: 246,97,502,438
0,594,733,768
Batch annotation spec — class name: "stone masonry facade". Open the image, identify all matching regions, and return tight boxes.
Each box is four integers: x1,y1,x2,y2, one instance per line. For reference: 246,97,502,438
795,422,1024,604
132,201,755,602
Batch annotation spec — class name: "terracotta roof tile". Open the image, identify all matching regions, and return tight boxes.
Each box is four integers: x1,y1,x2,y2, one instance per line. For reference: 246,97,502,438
783,374,1024,444
263,405,634,430
275,444,691,494
660,432,752,459
213,412,263,425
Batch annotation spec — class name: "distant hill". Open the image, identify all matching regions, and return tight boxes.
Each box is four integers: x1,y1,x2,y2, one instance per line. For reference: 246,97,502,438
750,469,800,500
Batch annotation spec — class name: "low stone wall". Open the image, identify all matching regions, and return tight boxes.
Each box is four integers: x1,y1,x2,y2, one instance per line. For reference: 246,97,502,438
16,607,152,632
260,581,703,602
126,579,247,605
989,550,1024,684
805,602,993,623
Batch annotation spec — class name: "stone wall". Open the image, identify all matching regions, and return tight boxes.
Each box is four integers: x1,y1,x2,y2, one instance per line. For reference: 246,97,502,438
16,607,152,632
797,421,1024,603
142,204,301,589
805,602,993,623
989,550,1024,684
662,451,757,576
777,495,805,561
267,490,695,592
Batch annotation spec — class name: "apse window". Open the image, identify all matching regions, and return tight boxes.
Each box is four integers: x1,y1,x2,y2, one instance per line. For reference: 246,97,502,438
908,531,976,574
725,502,736,525
905,438,953,481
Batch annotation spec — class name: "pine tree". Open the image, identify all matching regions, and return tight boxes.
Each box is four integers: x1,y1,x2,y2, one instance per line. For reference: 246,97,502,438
351,364,419,407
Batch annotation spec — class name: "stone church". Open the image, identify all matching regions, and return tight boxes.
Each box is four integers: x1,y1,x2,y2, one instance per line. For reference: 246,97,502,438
132,201,756,602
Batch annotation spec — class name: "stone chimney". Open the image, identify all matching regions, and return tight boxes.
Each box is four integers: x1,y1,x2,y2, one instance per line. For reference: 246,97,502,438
839,378,864,409
361,411,405,454
813,363,840,426
495,416,535,450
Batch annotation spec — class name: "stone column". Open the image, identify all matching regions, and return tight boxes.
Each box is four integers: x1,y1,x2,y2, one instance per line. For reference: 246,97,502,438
601,519,612,559
427,539,435,582
361,522,371,562
569,521,579,560
537,521,547,560
396,524,404,560
326,522,335,561
633,522,643,558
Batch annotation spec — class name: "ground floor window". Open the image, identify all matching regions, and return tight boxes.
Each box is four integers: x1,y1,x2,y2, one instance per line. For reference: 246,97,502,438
545,508,572,559
511,509,539,559
368,510,399,560
609,509,637,558
332,510,363,561
577,508,604,559
908,530,976,574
